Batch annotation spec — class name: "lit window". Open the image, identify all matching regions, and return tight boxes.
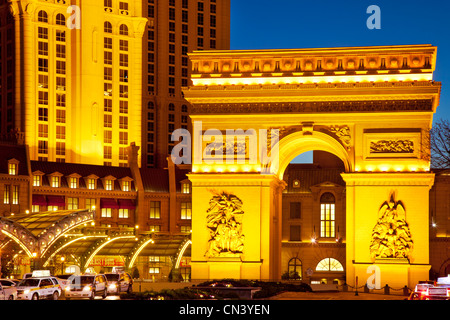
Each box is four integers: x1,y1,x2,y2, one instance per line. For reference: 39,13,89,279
101,208,112,218
33,175,42,187
32,205,40,213
68,198,79,210
3,185,10,204
148,267,160,274
69,177,78,189
87,179,96,190
48,206,59,212
8,162,17,175
122,181,129,192
105,180,113,191
149,225,161,232
118,208,129,218
315,258,344,272
181,225,191,233
181,202,192,220
182,183,190,194
149,201,160,219
51,176,60,188
320,193,335,238
288,258,302,280
86,198,96,210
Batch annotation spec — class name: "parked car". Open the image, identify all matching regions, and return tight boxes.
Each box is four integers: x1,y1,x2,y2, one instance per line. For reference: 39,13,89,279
16,277,62,300
0,279,20,287
65,274,107,300
55,274,75,290
0,282,17,300
104,272,133,295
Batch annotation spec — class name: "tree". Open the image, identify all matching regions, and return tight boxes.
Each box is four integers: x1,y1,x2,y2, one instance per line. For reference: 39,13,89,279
430,119,450,169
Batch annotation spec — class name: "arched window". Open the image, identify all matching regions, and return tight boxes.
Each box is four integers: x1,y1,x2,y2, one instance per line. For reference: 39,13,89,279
55,13,65,26
104,21,113,33
38,10,48,23
320,192,335,238
315,258,344,272
168,103,175,111
288,257,302,280
148,101,154,110
119,24,128,36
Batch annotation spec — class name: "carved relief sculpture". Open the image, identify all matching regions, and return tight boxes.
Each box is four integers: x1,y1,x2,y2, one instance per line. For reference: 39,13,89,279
205,191,245,258
370,140,414,153
328,126,351,149
369,193,413,261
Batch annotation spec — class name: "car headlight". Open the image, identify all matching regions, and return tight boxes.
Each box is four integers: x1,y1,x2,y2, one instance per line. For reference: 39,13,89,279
65,286,71,291
109,284,117,289
83,285,92,292
24,289,30,294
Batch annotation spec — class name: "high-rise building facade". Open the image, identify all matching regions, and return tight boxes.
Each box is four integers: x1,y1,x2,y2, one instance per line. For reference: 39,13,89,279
4,0,230,168
7,0,147,166
142,0,230,168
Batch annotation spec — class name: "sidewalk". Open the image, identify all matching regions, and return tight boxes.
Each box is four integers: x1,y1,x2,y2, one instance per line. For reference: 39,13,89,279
266,291,408,300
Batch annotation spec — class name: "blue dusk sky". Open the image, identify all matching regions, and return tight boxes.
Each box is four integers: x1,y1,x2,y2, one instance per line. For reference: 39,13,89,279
229,0,450,163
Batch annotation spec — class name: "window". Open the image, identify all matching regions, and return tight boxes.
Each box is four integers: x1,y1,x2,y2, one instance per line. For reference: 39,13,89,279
148,267,160,274
38,91,48,105
320,193,335,238
56,61,66,74
8,162,17,175
288,258,302,280
105,179,113,191
56,126,65,139
119,24,128,36
104,37,112,49
104,130,112,144
149,201,160,219
122,180,130,192
119,116,128,129
38,41,48,56
86,198,96,210
290,202,301,219
104,21,112,33
104,146,112,159
33,175,42,187
120,54,128,67
56,142,65,156
56,109,66,123
118,209,129,218
3,185,10,204
56,30,65,42
68,197,79,210
149,225,161,232
101,208,112,218
32,205,40,213
119,39,128,51
51,176,60,188
38,10,48,23
315,258,344,272
38,140,48,154
87,178,96,190
38,58,48,72
56,13,65,26
181,202,192,220
181,183,190,194
289,225,301,241
69,177,78,189
38,27,48,39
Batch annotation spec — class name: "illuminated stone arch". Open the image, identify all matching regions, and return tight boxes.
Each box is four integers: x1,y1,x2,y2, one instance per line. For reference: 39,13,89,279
277,130,352,180
174,238,192,269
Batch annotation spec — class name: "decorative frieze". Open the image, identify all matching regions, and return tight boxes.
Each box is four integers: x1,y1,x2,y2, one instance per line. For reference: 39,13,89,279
191,99,433,115
370,140,414,154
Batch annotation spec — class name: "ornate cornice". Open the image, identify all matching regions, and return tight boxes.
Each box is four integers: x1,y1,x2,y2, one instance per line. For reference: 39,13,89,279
191,99,434,115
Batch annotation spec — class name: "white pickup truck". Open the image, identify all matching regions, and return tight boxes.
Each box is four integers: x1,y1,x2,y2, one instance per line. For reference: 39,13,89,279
0,282,17,300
